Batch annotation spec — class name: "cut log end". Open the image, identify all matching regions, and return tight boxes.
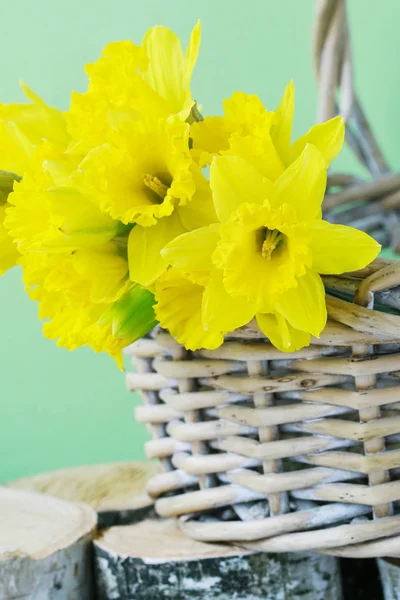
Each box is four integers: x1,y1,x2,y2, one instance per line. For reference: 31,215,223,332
94,518,343,600
0,487,97,599
7,461,158,528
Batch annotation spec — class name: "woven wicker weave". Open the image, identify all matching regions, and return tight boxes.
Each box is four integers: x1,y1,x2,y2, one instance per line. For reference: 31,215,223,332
125,260,400,558
125,1,400,558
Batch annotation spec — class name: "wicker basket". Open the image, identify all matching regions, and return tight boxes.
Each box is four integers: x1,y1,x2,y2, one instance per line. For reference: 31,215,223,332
126,259,400,558
126,1,400,559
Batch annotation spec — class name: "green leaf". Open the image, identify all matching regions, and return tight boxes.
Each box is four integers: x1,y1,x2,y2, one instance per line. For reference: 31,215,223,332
103,285,158,343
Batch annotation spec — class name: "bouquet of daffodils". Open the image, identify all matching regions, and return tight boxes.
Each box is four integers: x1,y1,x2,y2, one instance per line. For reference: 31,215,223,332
0,23,380,366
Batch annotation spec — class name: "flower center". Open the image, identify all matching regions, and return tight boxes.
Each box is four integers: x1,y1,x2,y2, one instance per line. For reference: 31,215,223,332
259,227,284,260
143,174,169,201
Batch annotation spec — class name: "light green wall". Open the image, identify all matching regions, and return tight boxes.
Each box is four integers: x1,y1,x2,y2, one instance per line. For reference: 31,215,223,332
1,1,399,483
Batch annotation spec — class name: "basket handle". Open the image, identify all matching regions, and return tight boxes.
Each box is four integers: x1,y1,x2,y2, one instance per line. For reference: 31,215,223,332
313,0,389,176
354,262,400,307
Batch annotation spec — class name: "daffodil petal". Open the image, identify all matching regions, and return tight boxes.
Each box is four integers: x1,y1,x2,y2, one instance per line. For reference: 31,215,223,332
256,311,311,352
223,132,285,181
202,267,255,332
155,269,224,351
71,244,129,304
142,24,196,115
128,212,186,287
270,80,294,166
309,220,381,274
185,21,201,86
177,164,217,229
290,115,345,168
210,155,274,223
162,224,219,285
275,271,327,338
273,144,326,220
190,116,229,166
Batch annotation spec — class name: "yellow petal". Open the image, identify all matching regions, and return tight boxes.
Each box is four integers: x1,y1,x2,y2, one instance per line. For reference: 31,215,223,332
309,220,381,274
190,116,229,166
154,269,224,351
275,271,327,338
256,311,311,352
71,244,130,304
270,81,295,166
273,144,326,220
128,212,186,287
290,116,345,168
162,224,219,286
185,21,201,88
210,156,274,223
177,164,217,230
223,132,285,181
141,23,198,115
202,267,255,332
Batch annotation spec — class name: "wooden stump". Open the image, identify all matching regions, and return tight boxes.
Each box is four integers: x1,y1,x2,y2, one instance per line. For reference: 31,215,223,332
0,487,97,599
94,518,343,600
378,558,400,600
7,461,158,528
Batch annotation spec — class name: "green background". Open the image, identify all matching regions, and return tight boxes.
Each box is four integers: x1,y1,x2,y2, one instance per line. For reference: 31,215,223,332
0,1,398,483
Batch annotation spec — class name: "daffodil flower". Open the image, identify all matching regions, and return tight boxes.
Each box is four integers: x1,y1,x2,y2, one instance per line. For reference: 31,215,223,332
0,83,70,274
191,82,344,179
0,84,158,361
159,149,381,352
73,115,216,287
67,22,201,152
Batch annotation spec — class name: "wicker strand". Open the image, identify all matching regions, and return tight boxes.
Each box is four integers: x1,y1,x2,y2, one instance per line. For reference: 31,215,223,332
246,360,287,516
314,0,389,176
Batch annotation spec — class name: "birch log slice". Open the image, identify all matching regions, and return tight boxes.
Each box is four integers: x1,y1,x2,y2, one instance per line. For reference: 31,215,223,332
7,461,158,527
0,487,97,600
94,518,343,600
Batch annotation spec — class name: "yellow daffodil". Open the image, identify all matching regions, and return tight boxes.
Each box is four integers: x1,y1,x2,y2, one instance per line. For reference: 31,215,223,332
191,82,344,179
0,26,381,362
159,149,380,352
67,22,201,152
20,249,154,367
5,144,125,256
73,114,215,287
0,84,70,274
0,83,69,176
1,89,158,361
155,268,224,351
75,116,195,227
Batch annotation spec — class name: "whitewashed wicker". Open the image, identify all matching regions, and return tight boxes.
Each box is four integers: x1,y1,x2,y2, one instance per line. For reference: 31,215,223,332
125,0,400,558
126,259,400,558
